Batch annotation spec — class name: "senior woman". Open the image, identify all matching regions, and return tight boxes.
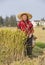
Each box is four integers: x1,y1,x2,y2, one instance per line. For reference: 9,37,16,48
17,12,34,57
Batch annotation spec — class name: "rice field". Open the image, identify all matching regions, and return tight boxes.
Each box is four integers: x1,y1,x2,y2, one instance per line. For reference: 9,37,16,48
34,26,45,43
0,27,45,65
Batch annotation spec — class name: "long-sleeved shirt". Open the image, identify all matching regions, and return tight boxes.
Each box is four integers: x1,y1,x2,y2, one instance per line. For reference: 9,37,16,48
17,20,34,35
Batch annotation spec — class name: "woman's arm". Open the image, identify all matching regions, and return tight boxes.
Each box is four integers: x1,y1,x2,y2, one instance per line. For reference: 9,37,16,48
28,27,34,37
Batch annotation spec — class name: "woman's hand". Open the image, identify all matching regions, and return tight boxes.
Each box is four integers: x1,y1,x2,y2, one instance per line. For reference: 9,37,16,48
29,33,33,38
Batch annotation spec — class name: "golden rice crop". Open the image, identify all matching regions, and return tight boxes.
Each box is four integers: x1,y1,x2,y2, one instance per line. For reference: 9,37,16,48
10,53,45,65
0,27,27,65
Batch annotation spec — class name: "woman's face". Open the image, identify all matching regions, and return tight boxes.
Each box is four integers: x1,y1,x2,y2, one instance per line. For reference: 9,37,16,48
22,15,28,21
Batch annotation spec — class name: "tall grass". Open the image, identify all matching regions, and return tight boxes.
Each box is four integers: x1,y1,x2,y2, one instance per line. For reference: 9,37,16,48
0,27,45,65
0,27,27,65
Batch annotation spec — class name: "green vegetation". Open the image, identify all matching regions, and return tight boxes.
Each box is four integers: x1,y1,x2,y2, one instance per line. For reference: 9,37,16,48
32,46,43,57
32,42,45,57
36,42,45,48
0,16,17,27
